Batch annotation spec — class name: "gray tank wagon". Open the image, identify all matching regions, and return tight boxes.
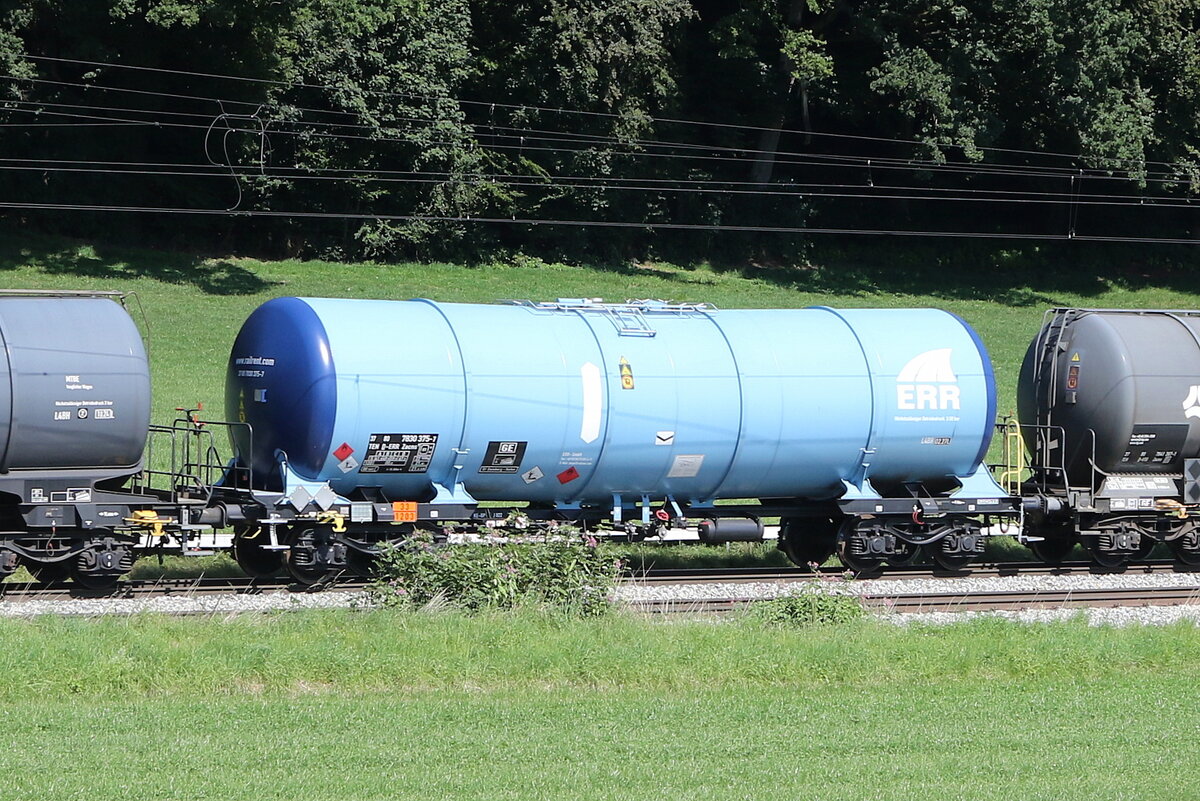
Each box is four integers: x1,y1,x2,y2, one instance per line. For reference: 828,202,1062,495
0,292,217,588
1018,308,1200,566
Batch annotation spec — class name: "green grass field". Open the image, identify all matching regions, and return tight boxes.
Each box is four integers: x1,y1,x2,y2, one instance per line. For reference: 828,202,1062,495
2,610,1200,800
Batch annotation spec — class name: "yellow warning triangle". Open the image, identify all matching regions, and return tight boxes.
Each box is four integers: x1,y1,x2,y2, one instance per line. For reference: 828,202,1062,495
1071,352,1081,362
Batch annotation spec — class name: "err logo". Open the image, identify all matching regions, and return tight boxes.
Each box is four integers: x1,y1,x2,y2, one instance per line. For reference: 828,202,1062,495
896,348,961,411
1182,385,1200,419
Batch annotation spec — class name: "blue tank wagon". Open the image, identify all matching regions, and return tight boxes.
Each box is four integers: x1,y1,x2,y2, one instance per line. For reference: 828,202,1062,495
225,298,1019,582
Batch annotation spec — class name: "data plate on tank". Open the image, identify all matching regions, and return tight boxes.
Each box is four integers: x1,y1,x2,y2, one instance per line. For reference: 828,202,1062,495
1119,424,1187,467
360,433,437,474
1099,475,1178,496
1108,497,1158,510
478,441,527,474
667,454,705,478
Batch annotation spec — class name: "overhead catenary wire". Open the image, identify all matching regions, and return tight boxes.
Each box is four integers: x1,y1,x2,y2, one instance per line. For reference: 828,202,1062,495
2,160,1197,211
3,76,1192,188
0,154,1182,201
1,57,1195,245
0,199,1196,245
22,53,1191,175
6,93,1129,182
4,95,1196,191
6,154,1195,210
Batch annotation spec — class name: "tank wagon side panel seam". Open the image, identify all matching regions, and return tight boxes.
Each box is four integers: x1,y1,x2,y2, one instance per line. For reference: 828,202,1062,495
566,308,614,506
700,309,745,502
0,314,11,473
411,299,471,491
808,306,875,489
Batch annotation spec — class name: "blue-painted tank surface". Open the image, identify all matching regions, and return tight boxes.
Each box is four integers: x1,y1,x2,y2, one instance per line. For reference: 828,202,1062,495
226,298,997,506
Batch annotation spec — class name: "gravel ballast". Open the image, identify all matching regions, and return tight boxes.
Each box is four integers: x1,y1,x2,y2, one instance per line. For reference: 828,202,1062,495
0,590,366,618
2,571,1200,625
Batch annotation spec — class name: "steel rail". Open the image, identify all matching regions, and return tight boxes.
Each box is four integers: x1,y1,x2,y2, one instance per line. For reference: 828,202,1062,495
0,560,1195,605
0,575,369,601
628,559,1189,585
628,584,1200,615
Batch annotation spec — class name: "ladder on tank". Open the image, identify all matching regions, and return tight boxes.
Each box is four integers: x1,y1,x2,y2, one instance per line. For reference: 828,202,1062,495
507,298,717,337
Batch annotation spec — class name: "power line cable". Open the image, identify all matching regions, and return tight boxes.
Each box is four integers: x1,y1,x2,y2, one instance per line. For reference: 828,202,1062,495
7,98,1193,190
0,198,1196,245
6,77,1194,189
24,53,1188,174
5,161,1198,210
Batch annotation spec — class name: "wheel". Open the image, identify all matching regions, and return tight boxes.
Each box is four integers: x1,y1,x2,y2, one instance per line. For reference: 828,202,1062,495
1028,537,1076,564
232,532,284,578
930,548,973,572
1171,539,1200,566
835,520,884,573
284,554,334,586
26,560,72,583
1081,534,1129,569
1134,536,1158,560
68,540,131,590
1024,519,1076,565
1166,521,1200,565
346,547,378,578
886,541,922,567
283,528,340,586
68,564,122,591
778,516,839,568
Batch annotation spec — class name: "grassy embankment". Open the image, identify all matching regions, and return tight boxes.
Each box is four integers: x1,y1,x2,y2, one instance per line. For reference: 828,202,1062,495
2,610,1200,800
1,234,1196,574
2,236,1200,799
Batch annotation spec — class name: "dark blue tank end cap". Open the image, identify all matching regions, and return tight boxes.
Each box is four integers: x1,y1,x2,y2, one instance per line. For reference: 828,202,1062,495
226,297,337,482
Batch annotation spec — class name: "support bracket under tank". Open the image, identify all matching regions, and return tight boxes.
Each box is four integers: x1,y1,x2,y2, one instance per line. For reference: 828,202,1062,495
430,482,476,505
954,466,1009,500
840,479,882,500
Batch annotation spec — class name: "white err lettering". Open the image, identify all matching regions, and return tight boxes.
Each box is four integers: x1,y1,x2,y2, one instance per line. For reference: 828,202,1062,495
895,349,961,412
897,384,961,410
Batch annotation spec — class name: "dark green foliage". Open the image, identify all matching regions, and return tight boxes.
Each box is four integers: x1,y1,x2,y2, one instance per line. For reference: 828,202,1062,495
367,535,624,616
1,0,1198,261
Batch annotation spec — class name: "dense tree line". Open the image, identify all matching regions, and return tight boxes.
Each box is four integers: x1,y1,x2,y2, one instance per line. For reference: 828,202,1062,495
1,0,1197,262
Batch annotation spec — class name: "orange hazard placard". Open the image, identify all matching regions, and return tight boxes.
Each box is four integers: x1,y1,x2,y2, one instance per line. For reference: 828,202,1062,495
619,357,635,390
392,501,419,522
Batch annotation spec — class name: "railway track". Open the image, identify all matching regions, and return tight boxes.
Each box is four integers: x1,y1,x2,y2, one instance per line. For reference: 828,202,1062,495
2,561,1199,617
629,559,1192,585
0,560,1156,600
0,575,369,601
629,584,1200,615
